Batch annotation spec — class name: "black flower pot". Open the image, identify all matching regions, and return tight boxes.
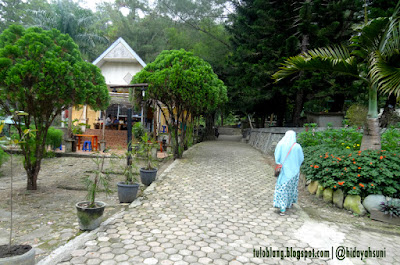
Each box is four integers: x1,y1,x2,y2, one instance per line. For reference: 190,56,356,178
76,201,105,231
140,168,157,186
117,182,139,203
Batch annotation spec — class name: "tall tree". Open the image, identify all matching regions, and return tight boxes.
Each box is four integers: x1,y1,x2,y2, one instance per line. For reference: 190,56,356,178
227,0,364,127
30,0,108,61
132,49,227,159
0,25,110,190
272,2,400,150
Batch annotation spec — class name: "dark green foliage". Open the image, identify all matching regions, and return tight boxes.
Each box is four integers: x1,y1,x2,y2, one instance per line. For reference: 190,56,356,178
45,127,63,150
379,200,400,217
0,25,109,190
227,0,364,125
132,49,227,158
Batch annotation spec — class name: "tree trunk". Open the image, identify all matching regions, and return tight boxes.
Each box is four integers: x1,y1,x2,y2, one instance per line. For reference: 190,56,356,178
360,118,381,151
204,112,216,140
26,166,40,190
292,89,305,127
379,94,397,128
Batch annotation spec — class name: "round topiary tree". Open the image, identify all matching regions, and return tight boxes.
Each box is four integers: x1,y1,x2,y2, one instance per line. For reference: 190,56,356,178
132,49,227,159
0,25,110,190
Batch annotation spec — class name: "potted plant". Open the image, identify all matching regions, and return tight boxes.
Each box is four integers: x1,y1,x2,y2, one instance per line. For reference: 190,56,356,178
370,199,400,225
0,113,36,265
76,155,112,231
132,122,145,150
117,151,140,203
137,133,158,186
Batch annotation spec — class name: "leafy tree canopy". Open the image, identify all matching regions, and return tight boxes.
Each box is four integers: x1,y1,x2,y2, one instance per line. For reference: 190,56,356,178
132,49,227,158
0,25,110,190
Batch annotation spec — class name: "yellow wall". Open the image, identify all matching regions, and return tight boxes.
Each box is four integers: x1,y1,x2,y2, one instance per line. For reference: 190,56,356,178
71,106,99,130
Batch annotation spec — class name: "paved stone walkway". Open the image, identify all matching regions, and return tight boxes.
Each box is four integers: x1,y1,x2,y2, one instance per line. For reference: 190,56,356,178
41,138,400,265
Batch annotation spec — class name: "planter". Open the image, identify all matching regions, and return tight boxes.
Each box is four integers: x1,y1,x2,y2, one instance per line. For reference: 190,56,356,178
117,182,139,203
0,245,35,265
64,138,75,153
140,168,158,186
99,140,106,151
370,209,400,225
75,201,105,231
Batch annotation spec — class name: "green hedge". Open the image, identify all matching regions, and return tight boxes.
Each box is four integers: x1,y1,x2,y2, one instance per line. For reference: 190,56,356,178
45,127,63,150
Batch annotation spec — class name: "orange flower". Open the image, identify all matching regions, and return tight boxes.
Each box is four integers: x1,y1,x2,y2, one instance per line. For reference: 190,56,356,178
344,167,347,171
341,173,343,175
370,162,373,165
371,184,374,187
380,156,383,160
310,165,313,167
314,165,319,169
394,154,396,156
357,174,360,177
338,181,345,186
334,185,337,188
358,150,362,154
320,155,322,158
348,154,352,157
358,167,361,169
326,169,328,171
384,156,386,158
353,161,356,164
353,187,356,190
359,183,364,188
337,157,342,161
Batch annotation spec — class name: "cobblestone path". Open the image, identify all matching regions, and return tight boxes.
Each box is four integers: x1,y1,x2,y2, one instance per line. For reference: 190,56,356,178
45,139,400,265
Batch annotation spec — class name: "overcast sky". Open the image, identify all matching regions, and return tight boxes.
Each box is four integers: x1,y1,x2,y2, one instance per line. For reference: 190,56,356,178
76,0,114,11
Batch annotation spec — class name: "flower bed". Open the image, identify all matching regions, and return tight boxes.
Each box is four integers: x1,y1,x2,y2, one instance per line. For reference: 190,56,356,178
302,146,400,198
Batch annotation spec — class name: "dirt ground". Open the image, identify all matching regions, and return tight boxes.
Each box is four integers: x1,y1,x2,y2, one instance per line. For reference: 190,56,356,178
0,153,172,262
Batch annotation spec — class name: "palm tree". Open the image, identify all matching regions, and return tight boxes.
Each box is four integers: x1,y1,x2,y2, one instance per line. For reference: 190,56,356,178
272,1,400,151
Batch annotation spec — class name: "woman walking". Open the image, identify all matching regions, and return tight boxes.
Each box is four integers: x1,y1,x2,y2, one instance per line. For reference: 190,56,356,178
273,130,304,216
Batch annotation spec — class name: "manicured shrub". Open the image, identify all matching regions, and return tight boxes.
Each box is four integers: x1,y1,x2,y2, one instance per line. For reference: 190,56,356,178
297,127,362,150
302,146,400,198
46,127,63,150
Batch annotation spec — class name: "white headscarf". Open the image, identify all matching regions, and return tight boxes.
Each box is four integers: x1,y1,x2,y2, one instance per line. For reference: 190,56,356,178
274,130,304,182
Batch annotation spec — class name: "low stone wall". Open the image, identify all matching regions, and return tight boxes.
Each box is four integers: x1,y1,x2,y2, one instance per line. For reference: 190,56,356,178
248,127,304,155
